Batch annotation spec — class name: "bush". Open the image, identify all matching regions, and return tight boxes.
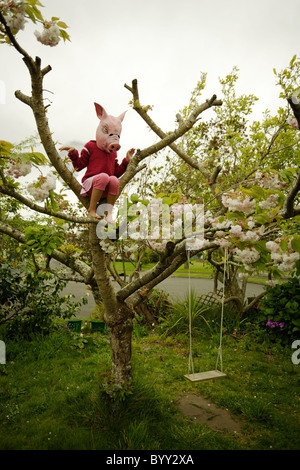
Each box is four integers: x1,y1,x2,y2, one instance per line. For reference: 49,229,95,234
257,277,300,345
158,289,208,337
146,289,171,321
0,262,84,340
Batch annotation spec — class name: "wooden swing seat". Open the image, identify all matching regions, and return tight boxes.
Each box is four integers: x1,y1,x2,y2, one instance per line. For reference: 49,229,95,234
184,369,226,382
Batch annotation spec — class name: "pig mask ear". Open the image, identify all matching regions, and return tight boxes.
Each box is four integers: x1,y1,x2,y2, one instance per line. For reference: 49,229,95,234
94,102,108,121
118,111,127,122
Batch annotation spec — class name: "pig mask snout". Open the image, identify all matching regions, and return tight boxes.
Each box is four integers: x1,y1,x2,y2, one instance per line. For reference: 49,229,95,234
94,102,126,153
108,141,121,152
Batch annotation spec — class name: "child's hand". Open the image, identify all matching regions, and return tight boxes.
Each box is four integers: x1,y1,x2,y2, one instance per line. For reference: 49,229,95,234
126,148,135,162
59,146,75,155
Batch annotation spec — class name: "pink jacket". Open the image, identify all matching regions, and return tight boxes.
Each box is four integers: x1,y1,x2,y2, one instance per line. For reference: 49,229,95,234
69,140,128,183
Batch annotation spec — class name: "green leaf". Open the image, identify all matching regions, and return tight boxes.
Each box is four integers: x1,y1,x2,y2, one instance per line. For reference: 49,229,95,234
0,140,14,155
280,239,288,253
25,5,37,23
59,29,71,42
290,54,297,67
254,213,270,225
291,235,300,253
24,151,48,165
30,4,44,21
48,189,57,211
26,240,36,246
57,21,68,29
130,194,139,203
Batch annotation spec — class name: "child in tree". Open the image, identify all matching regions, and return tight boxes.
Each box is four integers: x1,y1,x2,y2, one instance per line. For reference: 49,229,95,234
60,102,135,222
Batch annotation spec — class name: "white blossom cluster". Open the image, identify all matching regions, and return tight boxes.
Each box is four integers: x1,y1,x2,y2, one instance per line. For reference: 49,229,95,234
7,157,31,178
1,1,27,33
266,240,300,273
27,172,56,201
1,1,63,47
215,225,263,265
258,193,279,210
34,22,61,47
99,239,142,261
99,240,115,255
222,191,255,215
254,170,286,190
287,115,299,129
214,237,231,249
230,224,264,242
233,247,260,267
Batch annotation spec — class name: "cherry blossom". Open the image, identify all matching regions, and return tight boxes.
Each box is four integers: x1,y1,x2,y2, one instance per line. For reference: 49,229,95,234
222,191,255,215
7,158,31,178
230,225,243,237
254,170,285,190
35,22,61,47
27,172,56,201
266,239,300,273
234,247,260,265
215,238,231,248
1,1,27,33
287,115,299,129
259,193,279,210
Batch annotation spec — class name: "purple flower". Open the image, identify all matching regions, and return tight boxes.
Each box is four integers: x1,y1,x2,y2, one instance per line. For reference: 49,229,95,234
266,319,285,329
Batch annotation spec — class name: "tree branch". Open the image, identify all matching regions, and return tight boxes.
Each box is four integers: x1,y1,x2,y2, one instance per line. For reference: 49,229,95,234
15,89,32,107
117,238,216,303
243,291,266,313
0,14,87,207
124,79,221,179
118,162,147,194
0,184,98,224
288,96,300,127
280,167,300,219
122,250,188,306
0,220,94,281
0,11,33,62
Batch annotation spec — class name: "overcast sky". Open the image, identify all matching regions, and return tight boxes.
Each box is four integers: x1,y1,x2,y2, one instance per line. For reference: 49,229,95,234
1,0,300,159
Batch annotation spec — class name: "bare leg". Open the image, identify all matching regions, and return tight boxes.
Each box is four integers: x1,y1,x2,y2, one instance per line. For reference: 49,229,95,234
105,193,118,224
88,188,103,219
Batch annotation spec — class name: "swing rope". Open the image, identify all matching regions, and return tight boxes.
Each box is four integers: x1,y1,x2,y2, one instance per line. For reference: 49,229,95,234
187,249,194,375
215,248,228,373
187,247,228,378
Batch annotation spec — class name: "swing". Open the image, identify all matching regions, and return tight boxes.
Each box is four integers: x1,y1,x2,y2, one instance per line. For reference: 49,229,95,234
184,248,227,383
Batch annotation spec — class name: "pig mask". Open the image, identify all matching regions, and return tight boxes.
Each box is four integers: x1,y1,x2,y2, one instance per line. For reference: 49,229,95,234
94,102,126,153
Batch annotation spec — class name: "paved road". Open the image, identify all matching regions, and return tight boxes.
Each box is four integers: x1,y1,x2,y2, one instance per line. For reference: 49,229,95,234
62,276,265,319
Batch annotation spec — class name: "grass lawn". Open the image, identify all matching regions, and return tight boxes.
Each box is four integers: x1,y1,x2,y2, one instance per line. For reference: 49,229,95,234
114,260,268,283
0,325,299,451
116,260,213,275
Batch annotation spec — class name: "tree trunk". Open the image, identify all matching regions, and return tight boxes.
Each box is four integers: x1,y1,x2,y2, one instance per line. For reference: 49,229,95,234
107,301,134,385
223,273,247,315
88,223,134,385
214,265,246,316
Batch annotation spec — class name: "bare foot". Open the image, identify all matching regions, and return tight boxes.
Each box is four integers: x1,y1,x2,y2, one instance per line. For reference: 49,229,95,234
88,210,102,219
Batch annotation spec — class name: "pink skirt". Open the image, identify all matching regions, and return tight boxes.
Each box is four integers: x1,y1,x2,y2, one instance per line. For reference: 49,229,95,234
80,176,94,196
